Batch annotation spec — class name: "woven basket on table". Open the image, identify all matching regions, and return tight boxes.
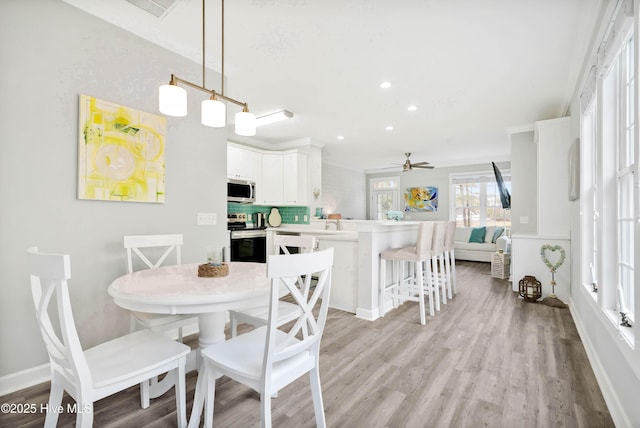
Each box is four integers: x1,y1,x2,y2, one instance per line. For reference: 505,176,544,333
198,263,229,277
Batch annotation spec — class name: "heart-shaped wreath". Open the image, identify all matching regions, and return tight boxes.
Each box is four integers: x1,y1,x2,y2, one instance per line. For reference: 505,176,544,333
540,244,566,272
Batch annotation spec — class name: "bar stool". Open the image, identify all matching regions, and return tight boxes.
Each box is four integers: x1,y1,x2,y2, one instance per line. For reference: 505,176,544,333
379,221,436,325
443,221,457,297
427,221,447,308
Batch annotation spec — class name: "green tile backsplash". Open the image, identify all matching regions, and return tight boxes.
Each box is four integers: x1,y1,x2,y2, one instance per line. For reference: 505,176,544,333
228,204,310,224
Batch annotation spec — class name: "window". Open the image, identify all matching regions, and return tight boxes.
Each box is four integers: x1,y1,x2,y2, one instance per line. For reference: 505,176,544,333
451,173,511,229
588,27,636,331
617,36,635,321
370,176,400,220
580,66,598,295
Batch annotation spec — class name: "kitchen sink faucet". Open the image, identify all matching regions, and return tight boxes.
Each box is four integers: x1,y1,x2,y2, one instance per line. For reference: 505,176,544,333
325,219,341,230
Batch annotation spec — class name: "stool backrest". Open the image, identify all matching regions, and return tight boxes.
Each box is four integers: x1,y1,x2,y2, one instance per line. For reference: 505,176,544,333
416,222,435,257
431,221,447,255
444,221,457,251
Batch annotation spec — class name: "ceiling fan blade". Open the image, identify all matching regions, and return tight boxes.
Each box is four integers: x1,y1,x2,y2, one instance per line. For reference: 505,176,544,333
412,161,431,166
412,164,435,169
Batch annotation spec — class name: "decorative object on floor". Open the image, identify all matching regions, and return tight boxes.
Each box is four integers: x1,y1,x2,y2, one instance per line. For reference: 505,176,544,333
158,0,257,136
78,94,166,203
518,275,542,302
268,207,282,227
404,186,438,212
539,244,568,308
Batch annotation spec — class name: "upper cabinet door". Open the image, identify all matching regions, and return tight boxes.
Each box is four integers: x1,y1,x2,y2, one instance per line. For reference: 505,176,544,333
227,146,258,181
260,154,284,204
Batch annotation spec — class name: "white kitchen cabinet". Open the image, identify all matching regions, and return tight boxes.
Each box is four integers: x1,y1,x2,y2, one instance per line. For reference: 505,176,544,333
227,145,259,181
258,151,308,206
260,154,284,204
282,152,308,205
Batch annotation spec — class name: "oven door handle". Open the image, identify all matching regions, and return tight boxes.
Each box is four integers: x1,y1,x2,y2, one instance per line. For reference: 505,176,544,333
231,230,267,239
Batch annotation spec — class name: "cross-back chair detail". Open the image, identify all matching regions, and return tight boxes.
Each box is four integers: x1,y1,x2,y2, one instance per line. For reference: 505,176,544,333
124,234,183,273
229,234,317,338
27,247,189,428
123,234,197,408
189,248,334,428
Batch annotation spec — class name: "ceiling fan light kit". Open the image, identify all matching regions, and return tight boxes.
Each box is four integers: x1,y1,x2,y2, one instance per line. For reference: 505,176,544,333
158,0,257,136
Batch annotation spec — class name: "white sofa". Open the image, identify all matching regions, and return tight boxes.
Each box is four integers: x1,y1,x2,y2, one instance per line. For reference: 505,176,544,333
454,226,509,262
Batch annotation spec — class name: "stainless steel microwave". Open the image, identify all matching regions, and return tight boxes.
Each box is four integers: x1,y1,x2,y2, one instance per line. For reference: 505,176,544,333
227,178,255,203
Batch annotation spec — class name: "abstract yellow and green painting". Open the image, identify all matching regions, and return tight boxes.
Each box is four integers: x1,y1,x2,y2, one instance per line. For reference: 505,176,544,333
78,94,166,203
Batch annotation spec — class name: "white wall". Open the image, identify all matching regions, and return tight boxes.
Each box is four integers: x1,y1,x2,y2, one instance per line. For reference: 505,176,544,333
510,131,537,235
321,162,367,219
0,0,230,384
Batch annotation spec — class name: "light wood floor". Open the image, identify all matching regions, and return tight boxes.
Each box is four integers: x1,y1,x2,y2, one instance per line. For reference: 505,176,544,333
1,261,614,427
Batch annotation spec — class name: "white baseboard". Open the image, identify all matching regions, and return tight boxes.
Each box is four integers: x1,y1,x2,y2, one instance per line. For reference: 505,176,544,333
569,299,631,428
355,307,378,321
0,363,50,396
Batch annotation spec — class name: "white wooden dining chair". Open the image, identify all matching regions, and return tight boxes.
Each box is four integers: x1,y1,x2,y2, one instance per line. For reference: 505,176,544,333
124,234,198,341
124,234,198,408
189,248,334,428
228,234,317,337
27,247,190,428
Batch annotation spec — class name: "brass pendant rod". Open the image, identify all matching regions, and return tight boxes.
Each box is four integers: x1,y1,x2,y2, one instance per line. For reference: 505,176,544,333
202,0,206,88
171,74,247,108
221,0,225,96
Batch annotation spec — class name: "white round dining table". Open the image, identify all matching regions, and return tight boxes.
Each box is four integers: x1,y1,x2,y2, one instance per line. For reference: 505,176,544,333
108,262,270,352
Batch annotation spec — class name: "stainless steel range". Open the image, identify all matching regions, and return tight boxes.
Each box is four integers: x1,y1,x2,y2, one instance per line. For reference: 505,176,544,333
228,213,267,263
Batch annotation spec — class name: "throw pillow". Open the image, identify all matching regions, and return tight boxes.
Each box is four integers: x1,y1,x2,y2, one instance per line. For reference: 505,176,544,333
484,226,496,243
492,227,505,243
468,226,486,243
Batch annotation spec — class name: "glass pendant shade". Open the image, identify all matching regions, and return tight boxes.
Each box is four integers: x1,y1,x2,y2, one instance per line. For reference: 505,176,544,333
159,84,187,117
235,111,256,136
201,99,226,127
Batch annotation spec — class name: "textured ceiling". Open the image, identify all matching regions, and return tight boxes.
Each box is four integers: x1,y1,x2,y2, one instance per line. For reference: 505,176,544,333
62,0,604,172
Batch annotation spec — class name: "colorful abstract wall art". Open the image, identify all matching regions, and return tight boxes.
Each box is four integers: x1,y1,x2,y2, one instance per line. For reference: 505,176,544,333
78,94,166,203
404,186,438,212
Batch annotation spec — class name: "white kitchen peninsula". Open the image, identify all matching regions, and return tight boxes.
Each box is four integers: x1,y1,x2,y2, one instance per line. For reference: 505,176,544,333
267,220,422,320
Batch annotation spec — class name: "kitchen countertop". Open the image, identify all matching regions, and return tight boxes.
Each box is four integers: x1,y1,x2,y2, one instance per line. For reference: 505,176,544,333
267,225,358,241
266,219,423,241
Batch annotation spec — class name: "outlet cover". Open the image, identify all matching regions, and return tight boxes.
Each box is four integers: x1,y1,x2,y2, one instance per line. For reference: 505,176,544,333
197,212,217,225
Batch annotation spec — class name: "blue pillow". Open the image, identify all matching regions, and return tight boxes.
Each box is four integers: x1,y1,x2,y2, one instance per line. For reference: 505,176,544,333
468,227,486,243
492,227,505,243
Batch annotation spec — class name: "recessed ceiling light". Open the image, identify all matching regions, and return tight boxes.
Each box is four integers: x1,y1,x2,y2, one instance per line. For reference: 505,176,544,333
337,135,344,140
385,125,394,131
408,105,417,111
380,81,391,89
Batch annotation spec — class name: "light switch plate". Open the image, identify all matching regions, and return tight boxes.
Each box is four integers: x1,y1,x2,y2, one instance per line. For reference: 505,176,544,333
197,212,217,225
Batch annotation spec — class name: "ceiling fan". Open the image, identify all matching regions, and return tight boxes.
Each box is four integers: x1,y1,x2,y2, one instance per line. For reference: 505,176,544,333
399,153,434,171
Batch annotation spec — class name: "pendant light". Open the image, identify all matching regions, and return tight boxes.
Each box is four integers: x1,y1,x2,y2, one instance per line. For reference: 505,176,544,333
159,75,187,117
158,0,255,136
